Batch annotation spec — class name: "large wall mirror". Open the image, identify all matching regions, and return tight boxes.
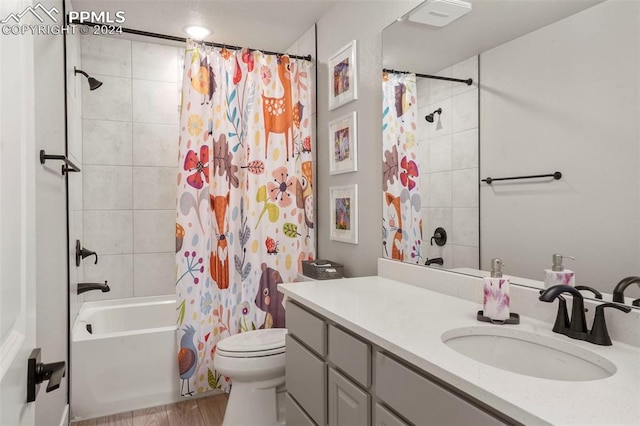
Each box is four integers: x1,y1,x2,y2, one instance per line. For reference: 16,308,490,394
382,0,639,307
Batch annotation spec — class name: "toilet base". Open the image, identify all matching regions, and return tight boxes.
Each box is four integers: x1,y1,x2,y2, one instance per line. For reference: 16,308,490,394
222,382,286,426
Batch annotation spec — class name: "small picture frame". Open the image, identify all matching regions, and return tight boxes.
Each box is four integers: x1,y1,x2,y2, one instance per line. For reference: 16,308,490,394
328,112,358,175
329,184,358,244
328,40,358,110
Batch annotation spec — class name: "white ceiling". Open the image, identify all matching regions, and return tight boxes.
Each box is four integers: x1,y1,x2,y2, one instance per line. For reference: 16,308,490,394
70,0,338,53
383,0,603,74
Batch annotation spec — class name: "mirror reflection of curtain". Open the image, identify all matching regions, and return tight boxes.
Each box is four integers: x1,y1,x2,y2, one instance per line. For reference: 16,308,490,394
175,40,315,395
382,72,422,264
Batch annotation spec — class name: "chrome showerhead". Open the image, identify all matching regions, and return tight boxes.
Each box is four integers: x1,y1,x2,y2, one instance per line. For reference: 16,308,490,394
74,67,103,91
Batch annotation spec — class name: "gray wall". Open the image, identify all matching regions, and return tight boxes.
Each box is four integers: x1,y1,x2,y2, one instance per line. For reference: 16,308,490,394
316,1,420,277
480,1,639,293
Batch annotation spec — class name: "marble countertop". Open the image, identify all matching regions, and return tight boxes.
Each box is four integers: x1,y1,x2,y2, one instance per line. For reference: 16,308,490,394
279,277,640,425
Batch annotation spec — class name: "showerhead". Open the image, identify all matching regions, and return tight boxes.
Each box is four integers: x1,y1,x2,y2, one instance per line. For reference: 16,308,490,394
425,108,442,123
74,67,103,91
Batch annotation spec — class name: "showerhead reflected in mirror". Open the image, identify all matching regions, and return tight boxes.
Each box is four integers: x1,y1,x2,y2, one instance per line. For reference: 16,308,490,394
382,0,640,307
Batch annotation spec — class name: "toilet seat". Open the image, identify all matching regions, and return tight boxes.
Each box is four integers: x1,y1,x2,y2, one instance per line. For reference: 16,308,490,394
216,328,287,358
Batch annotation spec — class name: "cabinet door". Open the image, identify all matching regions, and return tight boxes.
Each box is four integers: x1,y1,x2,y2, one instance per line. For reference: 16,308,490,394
328,368,370,426
286,335,326,426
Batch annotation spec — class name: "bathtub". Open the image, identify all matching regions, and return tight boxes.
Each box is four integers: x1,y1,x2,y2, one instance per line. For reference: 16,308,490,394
71,295,181,420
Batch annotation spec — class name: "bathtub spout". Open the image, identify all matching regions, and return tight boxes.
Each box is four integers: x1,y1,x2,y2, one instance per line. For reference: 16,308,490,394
78,281,110,295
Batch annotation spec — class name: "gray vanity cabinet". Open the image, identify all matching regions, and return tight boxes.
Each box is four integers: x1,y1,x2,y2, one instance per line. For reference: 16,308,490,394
285,300,513,426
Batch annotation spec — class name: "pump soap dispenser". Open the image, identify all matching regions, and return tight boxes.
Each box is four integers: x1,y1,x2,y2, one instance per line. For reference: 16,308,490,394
544,254,575,288
481,259,511,322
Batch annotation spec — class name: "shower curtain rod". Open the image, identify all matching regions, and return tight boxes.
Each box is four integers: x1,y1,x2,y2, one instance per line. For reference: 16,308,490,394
70,21,313,61
383,68,472,86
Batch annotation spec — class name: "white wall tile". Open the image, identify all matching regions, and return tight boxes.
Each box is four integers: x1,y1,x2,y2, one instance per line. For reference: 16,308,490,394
452,55,479,97
451,89,478,133
133,167,177,210
132,123,178,167
82,255,134,301
452,208,479,246
418,171,430,204
134,210,175,253
83,210,133,255
132,41,178,82
83,119,133,165
452,245,479,269
82,74,132,121
426,171,451,208
452,129,478,170
452,168,479,208
133,80,178,124
134,253,176,297
426,69,452,104
416,105,429,141
80,35,132,78
428,134,451,173
83,166,132,210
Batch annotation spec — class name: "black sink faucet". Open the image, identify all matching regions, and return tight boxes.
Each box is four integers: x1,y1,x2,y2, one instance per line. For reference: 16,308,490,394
612,276,640,303
539,285,630,346
77,281,110,295
539,285,587,333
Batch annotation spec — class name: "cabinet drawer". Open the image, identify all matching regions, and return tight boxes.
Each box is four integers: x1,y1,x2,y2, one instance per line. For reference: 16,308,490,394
286,335,326,426
286,393,316,426
375,404,409,426
286,301,327,356
328,324,371,387
375,353,507,426
328,367,370,426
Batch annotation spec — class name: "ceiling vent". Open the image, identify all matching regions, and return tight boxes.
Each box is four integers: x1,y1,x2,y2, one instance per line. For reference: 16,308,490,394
408,0,472,27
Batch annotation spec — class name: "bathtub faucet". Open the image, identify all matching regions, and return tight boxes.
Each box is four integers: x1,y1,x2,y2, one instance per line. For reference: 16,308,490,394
77,281,110,295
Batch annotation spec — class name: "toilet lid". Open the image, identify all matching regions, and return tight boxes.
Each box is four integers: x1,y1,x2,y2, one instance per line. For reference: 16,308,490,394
217,328,287,355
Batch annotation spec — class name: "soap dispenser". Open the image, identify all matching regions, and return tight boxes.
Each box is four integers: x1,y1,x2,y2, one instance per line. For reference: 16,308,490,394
482,259,510,322
544,254,575,288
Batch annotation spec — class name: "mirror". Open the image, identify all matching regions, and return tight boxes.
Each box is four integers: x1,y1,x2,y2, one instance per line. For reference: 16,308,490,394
382,0,640,307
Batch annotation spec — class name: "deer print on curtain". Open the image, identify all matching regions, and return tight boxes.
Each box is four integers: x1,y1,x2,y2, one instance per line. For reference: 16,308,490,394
382,72,423,264
176,40,314,395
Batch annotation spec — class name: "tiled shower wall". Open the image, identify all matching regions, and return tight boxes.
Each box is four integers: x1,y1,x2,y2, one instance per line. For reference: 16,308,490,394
80,35,182,301
417,56,479,269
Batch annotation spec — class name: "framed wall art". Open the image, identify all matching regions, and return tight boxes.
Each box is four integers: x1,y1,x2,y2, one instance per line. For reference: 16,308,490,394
329,184,358,244
328,112,358,175
328,40,358,110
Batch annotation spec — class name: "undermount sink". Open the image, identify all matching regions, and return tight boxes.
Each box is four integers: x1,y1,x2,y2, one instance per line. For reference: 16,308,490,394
442,326,616,381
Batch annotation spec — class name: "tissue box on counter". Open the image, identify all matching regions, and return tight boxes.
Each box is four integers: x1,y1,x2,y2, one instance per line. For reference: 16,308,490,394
301,260,344,280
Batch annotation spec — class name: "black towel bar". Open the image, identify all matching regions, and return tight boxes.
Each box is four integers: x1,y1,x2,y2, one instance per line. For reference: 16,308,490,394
39,150,81,175
482,171,561,185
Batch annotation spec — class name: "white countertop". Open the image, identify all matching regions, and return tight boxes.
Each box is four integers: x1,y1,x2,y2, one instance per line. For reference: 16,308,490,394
279,276,640,425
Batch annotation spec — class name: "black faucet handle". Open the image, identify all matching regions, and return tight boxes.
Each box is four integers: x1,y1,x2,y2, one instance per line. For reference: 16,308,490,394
575,285,603,299
633,298,640,307
590,303,631,346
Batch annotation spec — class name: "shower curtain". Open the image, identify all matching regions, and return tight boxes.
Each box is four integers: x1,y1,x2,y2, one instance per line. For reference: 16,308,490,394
382,72,423,264
175,40,314,395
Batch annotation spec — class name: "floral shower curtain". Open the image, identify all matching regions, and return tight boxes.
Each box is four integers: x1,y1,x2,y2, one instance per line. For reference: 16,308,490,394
382,72,423,264
176,40,314,395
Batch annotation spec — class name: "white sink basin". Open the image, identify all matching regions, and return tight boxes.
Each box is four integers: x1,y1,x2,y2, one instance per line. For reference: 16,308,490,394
442,326,616,381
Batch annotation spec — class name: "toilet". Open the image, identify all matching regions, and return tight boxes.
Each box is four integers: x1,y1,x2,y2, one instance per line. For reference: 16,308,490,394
214,328,288,426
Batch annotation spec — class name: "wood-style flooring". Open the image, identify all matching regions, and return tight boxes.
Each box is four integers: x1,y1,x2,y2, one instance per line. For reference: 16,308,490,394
71,394,228,426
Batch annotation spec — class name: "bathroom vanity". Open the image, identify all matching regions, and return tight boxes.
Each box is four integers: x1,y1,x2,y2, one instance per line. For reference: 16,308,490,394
279,263,640,425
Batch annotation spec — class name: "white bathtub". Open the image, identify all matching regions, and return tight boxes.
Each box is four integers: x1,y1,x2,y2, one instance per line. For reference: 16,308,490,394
71,295,181,420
